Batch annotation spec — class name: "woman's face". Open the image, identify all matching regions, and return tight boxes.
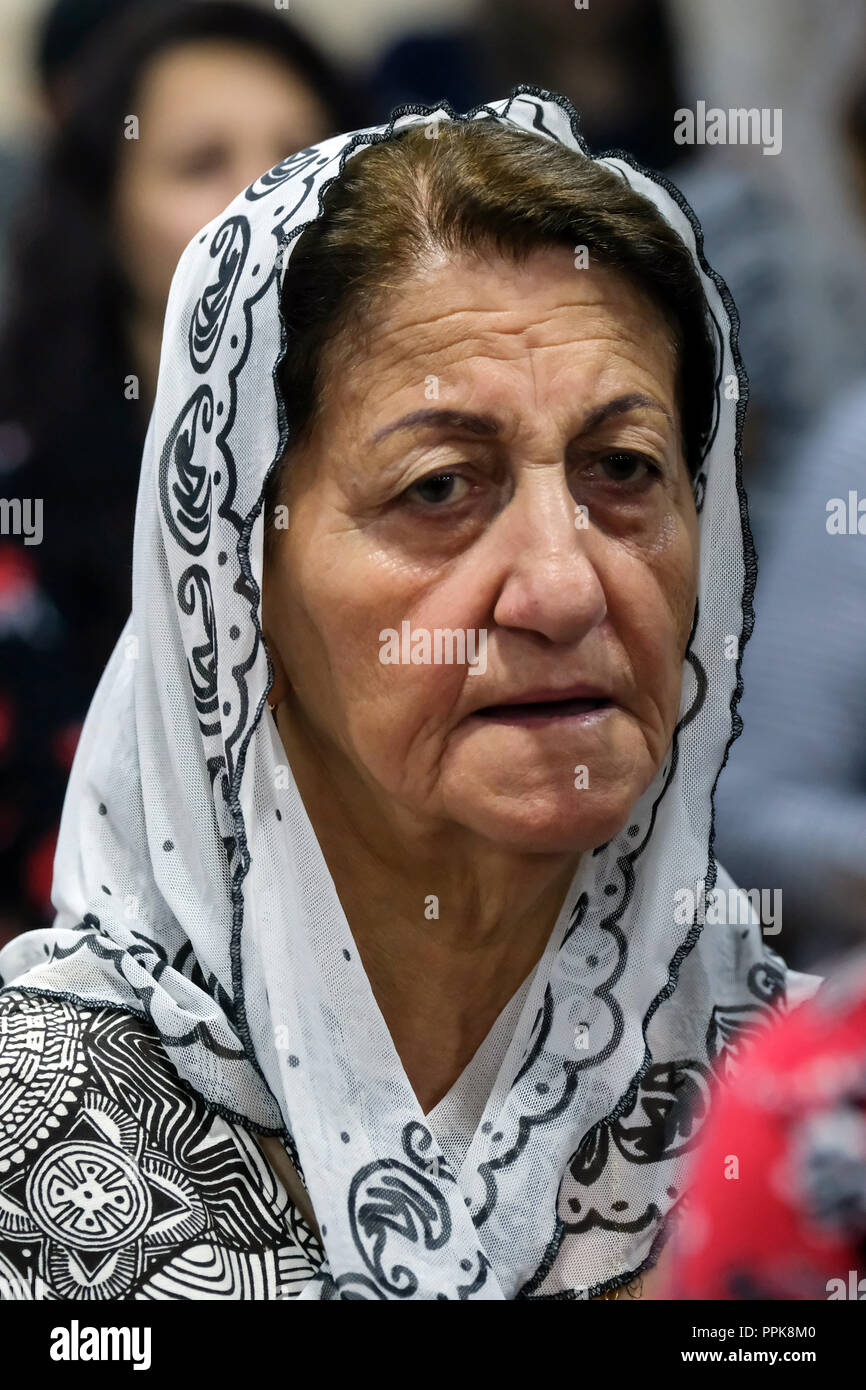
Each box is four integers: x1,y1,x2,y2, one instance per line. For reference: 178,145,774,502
113,39,331,326
264,247,700,854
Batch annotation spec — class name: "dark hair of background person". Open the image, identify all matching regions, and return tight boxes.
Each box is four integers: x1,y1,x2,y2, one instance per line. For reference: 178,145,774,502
36,0,147,116
0,0,369,465
265,119,716,549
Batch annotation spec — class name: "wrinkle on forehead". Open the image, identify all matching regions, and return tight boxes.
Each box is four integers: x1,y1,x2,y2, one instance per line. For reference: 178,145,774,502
339,258,678,434
319,246,680,390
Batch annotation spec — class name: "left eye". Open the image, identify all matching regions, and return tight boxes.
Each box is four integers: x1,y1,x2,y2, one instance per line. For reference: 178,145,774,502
406,472,470,505
597,452,656,484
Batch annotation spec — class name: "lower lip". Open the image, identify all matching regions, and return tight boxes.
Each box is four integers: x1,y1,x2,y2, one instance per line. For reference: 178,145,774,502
468,699,615,728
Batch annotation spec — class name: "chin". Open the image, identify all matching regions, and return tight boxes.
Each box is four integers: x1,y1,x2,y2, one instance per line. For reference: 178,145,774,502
438,729,658,854
446,790,639,856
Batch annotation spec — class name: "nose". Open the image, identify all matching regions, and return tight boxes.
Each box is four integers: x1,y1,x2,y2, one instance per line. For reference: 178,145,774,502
491,468,607,644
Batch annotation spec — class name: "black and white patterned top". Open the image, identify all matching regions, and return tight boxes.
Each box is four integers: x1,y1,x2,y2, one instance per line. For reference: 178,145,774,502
0,990,325,1300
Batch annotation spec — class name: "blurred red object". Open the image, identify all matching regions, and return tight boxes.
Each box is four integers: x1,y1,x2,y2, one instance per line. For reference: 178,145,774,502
0,691,14,757
0,542,38,610
660,966,866,1300
52,719,83,772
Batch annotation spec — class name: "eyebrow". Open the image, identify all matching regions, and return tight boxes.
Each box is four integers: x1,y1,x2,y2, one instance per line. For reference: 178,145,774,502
369,408,499,446
582,392,674,432
368,393,673,447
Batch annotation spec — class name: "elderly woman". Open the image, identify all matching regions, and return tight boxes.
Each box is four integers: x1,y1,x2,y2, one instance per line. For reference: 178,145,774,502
0,89,817,1301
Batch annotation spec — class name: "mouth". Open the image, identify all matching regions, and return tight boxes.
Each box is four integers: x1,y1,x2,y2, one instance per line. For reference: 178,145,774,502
469,689,615,726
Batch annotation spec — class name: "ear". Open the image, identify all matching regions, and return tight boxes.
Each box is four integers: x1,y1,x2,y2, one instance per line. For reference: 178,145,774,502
262,633,291,708
261,559,291,707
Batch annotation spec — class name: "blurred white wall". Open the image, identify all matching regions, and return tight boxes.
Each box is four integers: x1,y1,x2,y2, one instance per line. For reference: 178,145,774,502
671,0,866,259
671,0,866,106
296,0,472,65
0,0,44,141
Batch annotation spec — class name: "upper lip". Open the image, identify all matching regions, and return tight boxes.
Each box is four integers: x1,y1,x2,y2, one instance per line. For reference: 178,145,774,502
473,683,613,709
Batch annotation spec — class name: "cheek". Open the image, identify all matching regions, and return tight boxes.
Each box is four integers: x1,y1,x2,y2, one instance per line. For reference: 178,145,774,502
154,196,216,291
611,516,698,720
668,512,700,651
169,185,243,262
277,537,466,770
116,169,212,309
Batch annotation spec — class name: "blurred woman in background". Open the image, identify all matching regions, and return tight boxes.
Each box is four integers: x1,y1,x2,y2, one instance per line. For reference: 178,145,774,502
0,0,367,939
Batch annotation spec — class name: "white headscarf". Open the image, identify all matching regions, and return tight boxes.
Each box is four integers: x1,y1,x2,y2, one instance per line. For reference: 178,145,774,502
0,88,809,1299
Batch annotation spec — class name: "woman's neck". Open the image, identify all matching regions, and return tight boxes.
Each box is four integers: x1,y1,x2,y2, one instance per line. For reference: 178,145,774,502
274,704,581,1112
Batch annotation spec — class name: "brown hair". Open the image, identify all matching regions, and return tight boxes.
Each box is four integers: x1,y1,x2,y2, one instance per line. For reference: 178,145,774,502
264,120,715,549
